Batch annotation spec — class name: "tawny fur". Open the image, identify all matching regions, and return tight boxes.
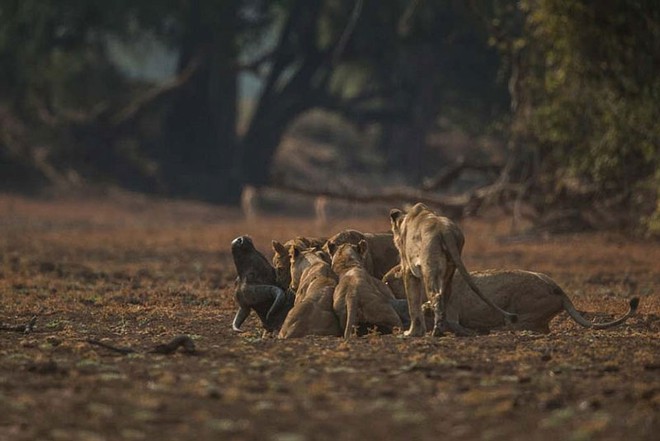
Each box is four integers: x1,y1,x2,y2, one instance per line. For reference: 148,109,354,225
278,249,341,338
390,203,517,337
272,236,326,289
384,266,639,333
323,229,399,279
331,241,402,338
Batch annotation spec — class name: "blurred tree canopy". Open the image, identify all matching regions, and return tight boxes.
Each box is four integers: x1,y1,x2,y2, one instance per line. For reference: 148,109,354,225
0,0,657,233
513,0,659,232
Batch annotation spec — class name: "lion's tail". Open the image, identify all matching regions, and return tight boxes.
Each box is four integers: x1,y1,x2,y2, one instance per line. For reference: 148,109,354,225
344,294,358,339
562,293,639,329
443,232,518,324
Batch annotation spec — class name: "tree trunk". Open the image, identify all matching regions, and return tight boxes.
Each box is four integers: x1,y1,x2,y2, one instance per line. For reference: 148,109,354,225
379,45,438,184
235,0,326,188
161,0,240,202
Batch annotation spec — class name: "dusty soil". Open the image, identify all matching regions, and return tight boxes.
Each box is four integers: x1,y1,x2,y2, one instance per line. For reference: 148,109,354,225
0,193,658,441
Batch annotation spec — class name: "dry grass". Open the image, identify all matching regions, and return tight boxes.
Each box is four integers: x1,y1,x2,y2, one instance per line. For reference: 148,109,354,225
0,193,658,441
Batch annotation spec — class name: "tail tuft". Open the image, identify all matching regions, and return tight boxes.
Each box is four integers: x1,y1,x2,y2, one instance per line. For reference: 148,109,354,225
629,297,640,311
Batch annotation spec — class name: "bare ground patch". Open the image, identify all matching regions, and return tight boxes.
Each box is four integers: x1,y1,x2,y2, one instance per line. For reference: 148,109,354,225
0,193,658,441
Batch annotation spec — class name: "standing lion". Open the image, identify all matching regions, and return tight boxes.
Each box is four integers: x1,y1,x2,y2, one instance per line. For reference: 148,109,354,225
389,203,517,336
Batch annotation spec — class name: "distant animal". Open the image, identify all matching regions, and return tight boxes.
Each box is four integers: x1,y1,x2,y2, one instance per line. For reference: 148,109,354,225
384,266,639,333
390,203,517,337
240,185,259,221
331,240,402,338
271,236,327,289
230,236,292,334
277,247,341,338
315,195,328,225
323,229,399,279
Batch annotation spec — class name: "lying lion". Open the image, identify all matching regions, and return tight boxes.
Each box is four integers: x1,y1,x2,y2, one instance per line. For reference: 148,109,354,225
390,203,517,337
324,229,399,279
331,241,402,338
272,236,326,289
277,247,341,338
383,265,639,333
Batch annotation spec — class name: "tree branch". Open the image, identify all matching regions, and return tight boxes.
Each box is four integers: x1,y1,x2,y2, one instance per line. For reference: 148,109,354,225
31,56,200,130
109,56,201,127
422,157,502,191
332,0,364,65
235,49,276,75
270,182,471,219
398,0,424,36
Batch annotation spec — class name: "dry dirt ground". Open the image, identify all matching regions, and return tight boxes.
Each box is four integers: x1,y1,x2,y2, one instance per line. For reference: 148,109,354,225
0,193,658,441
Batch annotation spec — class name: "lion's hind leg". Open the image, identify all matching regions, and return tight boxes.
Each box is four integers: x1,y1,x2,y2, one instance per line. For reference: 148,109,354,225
422,268,445,337
403,271,426,336
430,264,475,337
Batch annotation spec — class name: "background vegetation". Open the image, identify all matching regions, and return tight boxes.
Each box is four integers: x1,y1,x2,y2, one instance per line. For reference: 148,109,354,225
0,0,657,233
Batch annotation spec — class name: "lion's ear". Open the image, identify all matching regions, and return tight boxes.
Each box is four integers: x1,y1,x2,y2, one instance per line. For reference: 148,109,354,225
390,209,403,224
272,240,287,255
357,239,369,257
297,237,312,247
317,250,331,264
410,202,428,214
289,245,301,259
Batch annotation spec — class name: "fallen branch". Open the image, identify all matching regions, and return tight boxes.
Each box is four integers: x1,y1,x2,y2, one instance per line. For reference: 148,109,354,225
86,335,197,356
422,157,501,191
268,150,537,221
271,182,470,218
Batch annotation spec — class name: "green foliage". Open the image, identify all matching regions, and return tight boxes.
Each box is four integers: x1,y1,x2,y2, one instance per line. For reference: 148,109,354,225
644,170,660,236
521,0,660,194
0,0,163,127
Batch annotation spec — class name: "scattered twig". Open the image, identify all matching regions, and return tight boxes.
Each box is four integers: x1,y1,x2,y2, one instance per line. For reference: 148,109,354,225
86,335,197,356
1,314,38,334
86,339,136,354
149,335,197,355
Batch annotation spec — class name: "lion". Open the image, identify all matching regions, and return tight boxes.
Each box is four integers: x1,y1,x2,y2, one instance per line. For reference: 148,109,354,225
381,264,408,300
384,266,639,333
331,240,403,338
389,203,517,337
272,236,327,289
230,235,292,334
276,247,341,338
323,229,399,279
